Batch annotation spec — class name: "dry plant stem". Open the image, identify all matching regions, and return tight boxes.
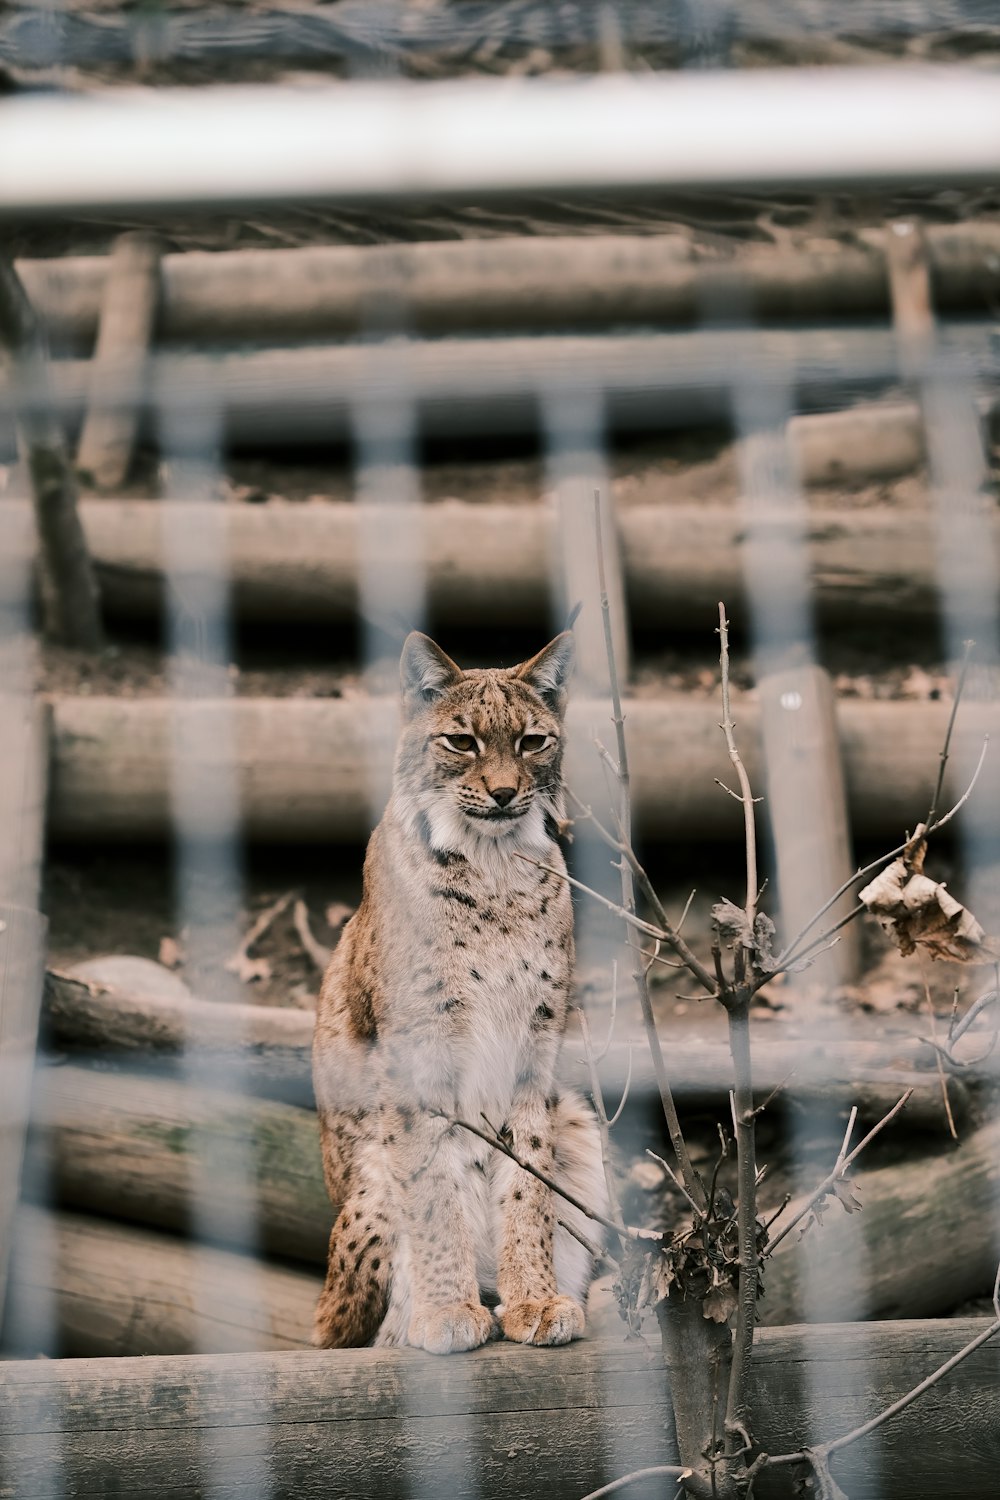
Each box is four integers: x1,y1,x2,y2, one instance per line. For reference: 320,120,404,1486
579,1009,626,1234
926,638,974,828
591,491,707,1211
578,1466,689,1500
438,1111,639,1244
766,1089,913,1255
773,735,989,974
717,604,758,941
0,256,103,649
714,603,761,1446
918,955,958,1140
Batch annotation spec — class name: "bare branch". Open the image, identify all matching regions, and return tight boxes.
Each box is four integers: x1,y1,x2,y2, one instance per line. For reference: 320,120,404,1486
717,603,759,938
606,1045,634,1127
437,1110,642,1245
557,1216,617,1272
927,638,974,828
579,1009,626,1235
918,955,959,1140
578,1466,690,1500
292,898,332,973
646,1149,705,1219
766,1090,913,1255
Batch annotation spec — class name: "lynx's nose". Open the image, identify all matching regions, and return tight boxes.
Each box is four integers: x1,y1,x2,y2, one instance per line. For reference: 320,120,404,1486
489,786,518,808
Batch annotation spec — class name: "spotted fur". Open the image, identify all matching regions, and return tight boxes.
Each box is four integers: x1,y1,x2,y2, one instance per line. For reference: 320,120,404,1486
312,632,607,1354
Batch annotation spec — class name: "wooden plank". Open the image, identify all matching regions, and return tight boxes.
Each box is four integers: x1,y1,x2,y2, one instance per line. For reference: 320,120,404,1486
788,402,926,483
0,1322,997,1499
75,232,161,492
6,1205,318,1358
44,694,1000,845
758,666,861,984
15,221,1000,349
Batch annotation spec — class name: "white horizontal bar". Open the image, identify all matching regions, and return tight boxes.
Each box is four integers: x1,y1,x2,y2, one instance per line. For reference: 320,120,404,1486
1,67,1000,214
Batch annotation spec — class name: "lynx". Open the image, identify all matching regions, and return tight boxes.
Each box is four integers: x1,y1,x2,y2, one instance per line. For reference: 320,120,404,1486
312,630,607,1354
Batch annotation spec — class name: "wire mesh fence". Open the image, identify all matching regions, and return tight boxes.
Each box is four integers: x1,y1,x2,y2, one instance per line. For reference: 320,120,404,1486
1,5,1000,1498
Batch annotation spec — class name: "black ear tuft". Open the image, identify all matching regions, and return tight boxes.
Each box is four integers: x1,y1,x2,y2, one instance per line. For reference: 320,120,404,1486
400,632,463,709
514,632,575,713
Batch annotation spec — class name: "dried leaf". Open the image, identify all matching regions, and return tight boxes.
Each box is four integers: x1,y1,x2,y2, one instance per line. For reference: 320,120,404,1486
751,911,778,973
859,828,999,964
325,902,355,930
158,936,183,970
702,1282,738,1324
831,1178,863,1214
712,898,750,944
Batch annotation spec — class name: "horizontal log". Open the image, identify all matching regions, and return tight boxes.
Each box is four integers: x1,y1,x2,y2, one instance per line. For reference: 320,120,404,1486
45,694,1000,844
42,970,975,1127
29,1059,987,1322
764,1115,1000,1322
1,1321,997,1499
7,497,989,629
6,1205,318,1357
26,1064,331,1267
4,323,999,444
16,222,1000,348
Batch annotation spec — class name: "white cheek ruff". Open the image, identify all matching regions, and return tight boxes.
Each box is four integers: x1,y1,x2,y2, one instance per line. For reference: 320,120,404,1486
422,800,554,876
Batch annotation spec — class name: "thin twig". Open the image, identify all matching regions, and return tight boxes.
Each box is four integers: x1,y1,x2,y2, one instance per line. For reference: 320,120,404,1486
918,954,959,1140
579,1009,626,1234
437,1111,642,1244
593,958,619,1062
557,1216,617,1272
224,889,296,980
607,1045,634,1127
717,603,758,941
766,1090,913,1255
927,638,974,827
768,1304,1000,1474
578,1466,690,1500
646,1149,705,1219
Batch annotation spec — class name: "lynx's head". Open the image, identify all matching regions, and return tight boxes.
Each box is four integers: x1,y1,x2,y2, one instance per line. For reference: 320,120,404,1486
394,631,574,860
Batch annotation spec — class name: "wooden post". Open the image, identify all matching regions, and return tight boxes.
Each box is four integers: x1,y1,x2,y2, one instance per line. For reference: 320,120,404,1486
75,232,161,492
0,691,49,1337
0,257,103,649
758,666,861,985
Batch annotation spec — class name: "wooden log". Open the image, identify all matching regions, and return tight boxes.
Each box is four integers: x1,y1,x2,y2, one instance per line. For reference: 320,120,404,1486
6,321,1000,447
29,1058,982,1308
75,232,161,492
44,693,1000,845
16,221,1000,350
40,970,976,1129
788,402,927,483
6,1204,318,1358
26,1064,332,1267
42,497,998,630
0,1321,997,1500
764,1115,1000,1323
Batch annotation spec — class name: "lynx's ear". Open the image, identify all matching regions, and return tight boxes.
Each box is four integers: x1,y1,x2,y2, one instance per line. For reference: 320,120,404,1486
514,632,575,714
400,632,464,711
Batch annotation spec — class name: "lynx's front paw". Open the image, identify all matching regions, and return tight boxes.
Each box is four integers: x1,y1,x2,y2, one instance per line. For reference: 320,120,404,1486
409,1300,495,1355
499,1295,584,1346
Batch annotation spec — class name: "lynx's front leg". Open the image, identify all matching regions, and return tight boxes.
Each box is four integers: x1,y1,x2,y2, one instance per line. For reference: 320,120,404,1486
382,1104,494,1355
494,1087,585,1346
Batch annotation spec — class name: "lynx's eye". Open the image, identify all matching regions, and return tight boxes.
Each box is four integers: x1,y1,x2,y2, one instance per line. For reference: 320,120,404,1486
442,733,477,754
519,734,550,754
